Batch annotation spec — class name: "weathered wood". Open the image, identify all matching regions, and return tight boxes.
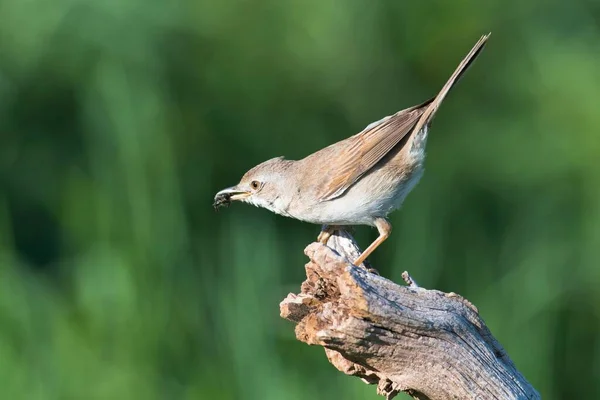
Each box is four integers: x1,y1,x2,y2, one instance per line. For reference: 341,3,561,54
280,230,540,400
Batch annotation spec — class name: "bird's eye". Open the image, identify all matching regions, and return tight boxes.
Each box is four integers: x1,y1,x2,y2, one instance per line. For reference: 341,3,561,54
250,180,261,190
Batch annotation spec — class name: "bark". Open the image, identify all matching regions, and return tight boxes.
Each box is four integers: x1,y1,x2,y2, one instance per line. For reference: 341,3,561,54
280,230,540,400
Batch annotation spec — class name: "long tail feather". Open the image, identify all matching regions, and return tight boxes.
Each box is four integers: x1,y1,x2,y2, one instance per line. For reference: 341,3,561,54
412,33,490,134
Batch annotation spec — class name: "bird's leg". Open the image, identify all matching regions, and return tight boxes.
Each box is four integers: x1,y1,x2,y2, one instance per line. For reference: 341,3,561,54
354,218,392,266
318,225,338,244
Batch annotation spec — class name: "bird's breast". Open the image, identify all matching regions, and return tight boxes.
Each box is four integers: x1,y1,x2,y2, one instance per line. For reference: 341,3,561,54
285,126,429,226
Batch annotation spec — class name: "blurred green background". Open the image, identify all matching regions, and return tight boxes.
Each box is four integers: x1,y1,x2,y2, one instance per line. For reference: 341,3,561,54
1,0,599,399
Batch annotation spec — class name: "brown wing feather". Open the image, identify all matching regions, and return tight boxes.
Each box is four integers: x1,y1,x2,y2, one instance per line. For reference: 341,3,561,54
316,107,425,201
315,33,490,202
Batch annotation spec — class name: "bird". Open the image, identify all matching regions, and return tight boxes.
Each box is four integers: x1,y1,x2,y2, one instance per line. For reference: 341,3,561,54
214,34,490,267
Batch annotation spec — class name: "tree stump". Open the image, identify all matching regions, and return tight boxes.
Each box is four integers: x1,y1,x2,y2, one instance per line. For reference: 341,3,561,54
280,230,540,400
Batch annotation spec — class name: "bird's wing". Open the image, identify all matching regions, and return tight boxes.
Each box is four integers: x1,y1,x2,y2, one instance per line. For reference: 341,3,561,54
313,34,490,203
314,105,427,202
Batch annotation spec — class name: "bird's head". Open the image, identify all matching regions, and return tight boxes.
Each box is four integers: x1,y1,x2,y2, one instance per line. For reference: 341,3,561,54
213,157,296,215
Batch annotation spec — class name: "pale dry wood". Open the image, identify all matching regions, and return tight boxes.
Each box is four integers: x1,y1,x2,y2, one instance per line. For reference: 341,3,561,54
280,230,540,400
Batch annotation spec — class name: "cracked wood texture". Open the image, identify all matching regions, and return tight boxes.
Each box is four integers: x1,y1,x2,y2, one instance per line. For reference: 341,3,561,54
280,230,540,400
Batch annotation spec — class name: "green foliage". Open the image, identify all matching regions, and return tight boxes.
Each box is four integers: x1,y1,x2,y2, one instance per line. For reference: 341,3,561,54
1,0,599,398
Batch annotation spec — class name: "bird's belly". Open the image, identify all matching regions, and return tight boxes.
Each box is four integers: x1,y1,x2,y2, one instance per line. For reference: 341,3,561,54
299,164,424,226
294,124,428,226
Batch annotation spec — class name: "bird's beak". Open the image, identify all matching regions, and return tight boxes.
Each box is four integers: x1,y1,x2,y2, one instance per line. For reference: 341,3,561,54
217,186,251,201
213,186,251,210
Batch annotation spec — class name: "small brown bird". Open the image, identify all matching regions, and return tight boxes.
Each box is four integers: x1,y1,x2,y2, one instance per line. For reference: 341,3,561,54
214,34,490,266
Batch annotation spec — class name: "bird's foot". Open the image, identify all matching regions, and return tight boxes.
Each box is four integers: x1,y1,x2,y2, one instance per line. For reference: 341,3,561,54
318,225,336,244
318,225,356,244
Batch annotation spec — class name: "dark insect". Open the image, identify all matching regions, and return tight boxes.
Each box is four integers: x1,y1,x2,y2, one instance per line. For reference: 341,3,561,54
213,192,232,211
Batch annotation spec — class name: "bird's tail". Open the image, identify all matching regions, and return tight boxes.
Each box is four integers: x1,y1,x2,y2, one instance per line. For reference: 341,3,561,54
412,33,490,134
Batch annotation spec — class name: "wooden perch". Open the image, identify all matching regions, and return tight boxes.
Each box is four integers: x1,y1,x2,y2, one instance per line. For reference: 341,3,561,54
280,230,540,400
